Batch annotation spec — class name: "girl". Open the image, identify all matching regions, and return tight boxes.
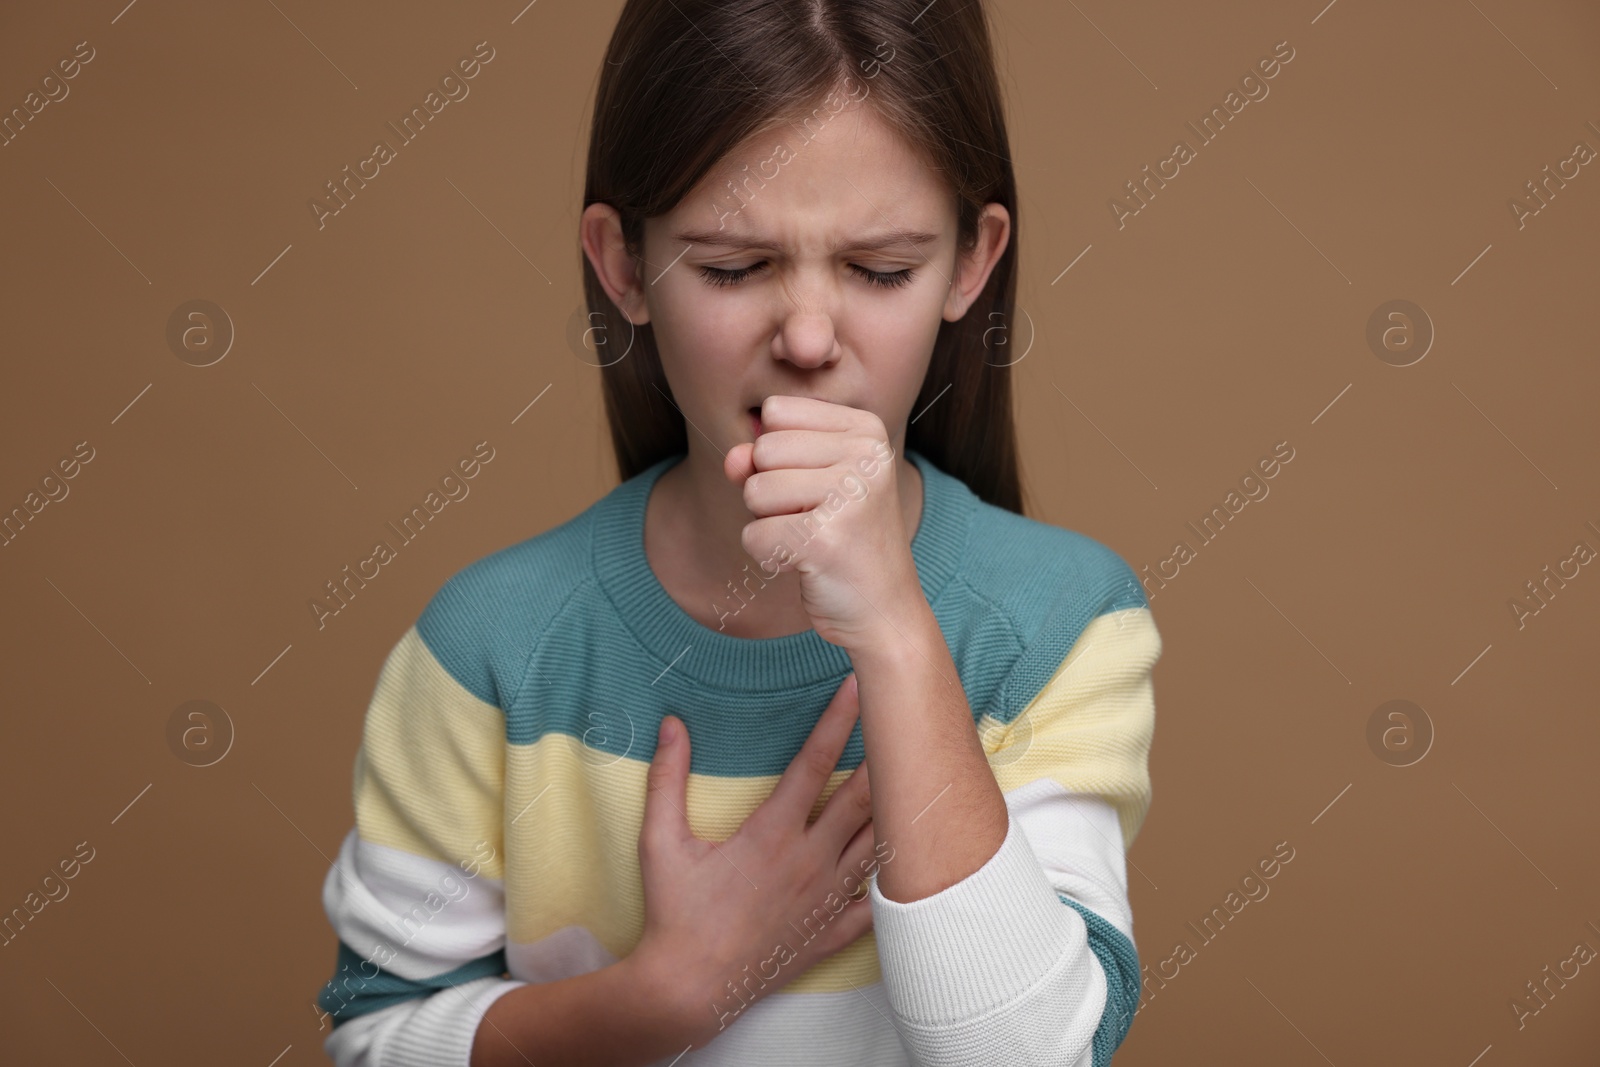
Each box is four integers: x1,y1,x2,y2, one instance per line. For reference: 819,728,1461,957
316,1,1160,1064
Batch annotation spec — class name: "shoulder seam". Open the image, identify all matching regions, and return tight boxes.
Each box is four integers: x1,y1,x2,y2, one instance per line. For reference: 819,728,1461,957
503,574,595,713
951,573,1025,653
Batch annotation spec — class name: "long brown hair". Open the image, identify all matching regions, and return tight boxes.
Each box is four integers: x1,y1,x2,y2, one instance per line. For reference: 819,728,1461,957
581,0,1024,514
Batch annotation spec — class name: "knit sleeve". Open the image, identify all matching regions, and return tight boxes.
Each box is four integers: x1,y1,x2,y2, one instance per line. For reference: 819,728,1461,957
315,620,529,1067
866,599,1160,1067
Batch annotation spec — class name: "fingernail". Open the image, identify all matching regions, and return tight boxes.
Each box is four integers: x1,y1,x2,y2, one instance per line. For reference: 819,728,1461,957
659,717,676,745
848,674,859,696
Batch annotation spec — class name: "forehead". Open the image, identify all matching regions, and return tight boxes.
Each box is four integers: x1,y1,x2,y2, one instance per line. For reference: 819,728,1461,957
660,101,953,249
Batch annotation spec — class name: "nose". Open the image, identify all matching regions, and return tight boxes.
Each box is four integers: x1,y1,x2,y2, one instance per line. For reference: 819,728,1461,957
772,309,841,370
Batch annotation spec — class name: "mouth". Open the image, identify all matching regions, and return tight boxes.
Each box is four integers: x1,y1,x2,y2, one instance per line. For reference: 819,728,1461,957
748,406,762,436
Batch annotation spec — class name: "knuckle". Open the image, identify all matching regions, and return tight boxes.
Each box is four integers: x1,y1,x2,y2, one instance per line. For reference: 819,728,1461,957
803,746,838,782
747,818,783,854
738,812,767,845
852,783,873,817
647,766,676,797
739,523,764,560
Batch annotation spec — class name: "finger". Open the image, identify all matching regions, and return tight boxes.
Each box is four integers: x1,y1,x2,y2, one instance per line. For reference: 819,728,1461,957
834,819,882,904
724,441,756,488
759,395,870,434
748,429,843,474
742,465,873,520
811,756,871,846
640,716,691,853
760,674,860,824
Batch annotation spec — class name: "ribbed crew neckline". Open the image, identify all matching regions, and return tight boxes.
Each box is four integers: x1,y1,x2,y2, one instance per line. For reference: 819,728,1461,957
592,448,975,690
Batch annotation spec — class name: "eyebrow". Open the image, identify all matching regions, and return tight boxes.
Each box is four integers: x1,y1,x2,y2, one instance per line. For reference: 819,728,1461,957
671,228,942,253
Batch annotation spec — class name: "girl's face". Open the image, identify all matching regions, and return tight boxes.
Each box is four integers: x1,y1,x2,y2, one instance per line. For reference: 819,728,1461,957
583,89,1010,460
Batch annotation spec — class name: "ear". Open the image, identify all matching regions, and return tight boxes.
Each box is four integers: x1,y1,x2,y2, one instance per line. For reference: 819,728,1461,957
580,202,652,326
942,202,1011,322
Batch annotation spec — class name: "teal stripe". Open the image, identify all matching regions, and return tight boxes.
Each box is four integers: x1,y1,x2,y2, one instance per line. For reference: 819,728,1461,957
317,939,508,1027
1059,896,1141,1065
413,446,1149,778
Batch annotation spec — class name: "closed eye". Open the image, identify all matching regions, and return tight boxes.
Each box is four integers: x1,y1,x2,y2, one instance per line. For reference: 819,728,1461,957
695,262,916,289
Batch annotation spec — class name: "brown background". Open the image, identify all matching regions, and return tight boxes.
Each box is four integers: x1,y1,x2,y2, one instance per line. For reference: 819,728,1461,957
2,0,1597,1063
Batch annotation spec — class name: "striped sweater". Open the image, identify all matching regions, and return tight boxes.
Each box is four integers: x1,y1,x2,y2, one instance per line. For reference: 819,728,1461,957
316,448,1161,1066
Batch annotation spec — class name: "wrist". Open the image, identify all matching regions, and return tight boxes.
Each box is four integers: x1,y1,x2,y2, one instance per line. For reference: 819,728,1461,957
622,942,718,1048
845,600,942,670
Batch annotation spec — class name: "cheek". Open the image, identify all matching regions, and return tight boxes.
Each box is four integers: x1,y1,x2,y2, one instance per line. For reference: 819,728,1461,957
873,281,947,352
651,289,751,401
854,309,937,414
857,288,942,357
655,277,760,348
889,279,947,350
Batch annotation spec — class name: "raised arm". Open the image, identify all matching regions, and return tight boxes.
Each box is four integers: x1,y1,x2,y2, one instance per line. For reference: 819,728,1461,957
861,586,1160,1067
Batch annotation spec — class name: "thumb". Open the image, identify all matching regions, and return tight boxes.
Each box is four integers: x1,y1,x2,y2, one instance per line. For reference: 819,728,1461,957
642,715,691,846
724,441,756,487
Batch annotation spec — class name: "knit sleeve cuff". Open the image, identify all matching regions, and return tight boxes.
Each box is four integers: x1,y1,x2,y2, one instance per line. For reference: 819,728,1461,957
324,975,528,1067
868,812,1089,1027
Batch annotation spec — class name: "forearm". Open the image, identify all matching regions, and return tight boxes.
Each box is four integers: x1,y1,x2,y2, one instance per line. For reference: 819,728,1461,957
850,605,1009,903
471,954,701,1067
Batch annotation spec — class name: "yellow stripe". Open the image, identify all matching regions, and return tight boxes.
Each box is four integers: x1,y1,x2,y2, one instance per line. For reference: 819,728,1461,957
501,608,1157,991
353,610,1157,993
982,607,1160,849
353,626,507,880
505,735,883,992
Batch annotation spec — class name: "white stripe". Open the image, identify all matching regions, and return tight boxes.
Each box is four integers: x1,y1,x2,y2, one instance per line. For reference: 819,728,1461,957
1004,779,1135,941
322,829,510,981
647,981,911,1066
322,974,526,1067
